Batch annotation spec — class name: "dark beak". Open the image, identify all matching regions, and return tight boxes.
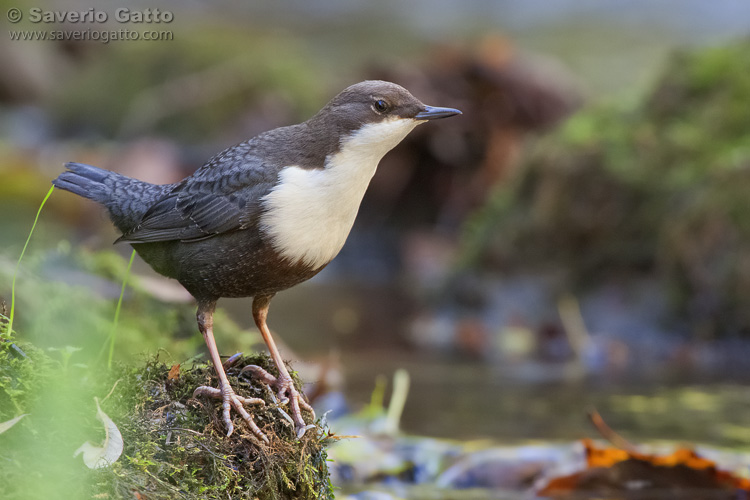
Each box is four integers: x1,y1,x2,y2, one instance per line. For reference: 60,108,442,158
415,105,462,121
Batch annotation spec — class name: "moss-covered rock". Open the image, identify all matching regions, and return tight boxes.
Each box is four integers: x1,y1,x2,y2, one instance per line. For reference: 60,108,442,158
0,334,334,500
460,38,750,337
101,354,333,500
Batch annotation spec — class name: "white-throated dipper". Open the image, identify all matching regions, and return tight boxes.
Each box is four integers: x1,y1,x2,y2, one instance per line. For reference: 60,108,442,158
53,80,461,442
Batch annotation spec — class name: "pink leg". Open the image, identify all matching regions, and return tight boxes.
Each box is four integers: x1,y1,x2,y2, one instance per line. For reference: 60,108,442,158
191,301,268,443
241,294,315,438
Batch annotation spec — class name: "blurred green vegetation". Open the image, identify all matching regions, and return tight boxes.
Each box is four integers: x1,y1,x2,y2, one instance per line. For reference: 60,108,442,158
461,38,750,337
0,243,262,361
50,25,332,141
0,338,95,500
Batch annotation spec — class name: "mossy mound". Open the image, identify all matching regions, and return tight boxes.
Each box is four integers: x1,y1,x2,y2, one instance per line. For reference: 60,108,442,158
0,335,334,500
461,38,750,337
104,354,333,500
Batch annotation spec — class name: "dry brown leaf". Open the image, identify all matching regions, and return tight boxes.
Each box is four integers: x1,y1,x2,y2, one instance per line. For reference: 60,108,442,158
167,363,180,381
538,439,750,496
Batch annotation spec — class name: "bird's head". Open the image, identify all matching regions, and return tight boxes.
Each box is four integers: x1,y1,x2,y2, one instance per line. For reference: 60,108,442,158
314,80,462,160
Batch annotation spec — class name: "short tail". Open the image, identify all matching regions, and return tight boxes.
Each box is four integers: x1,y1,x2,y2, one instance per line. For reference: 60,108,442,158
52,162,113,204
53,162,169,233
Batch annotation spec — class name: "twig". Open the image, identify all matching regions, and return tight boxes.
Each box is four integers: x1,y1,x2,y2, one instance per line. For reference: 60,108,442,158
588,409,639,454
557,294,591,361
101,378,123,404
164,427,204,436
384,369,410,435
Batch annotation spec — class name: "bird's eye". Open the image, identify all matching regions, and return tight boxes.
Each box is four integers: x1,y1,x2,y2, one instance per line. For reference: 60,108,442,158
373,99,389,113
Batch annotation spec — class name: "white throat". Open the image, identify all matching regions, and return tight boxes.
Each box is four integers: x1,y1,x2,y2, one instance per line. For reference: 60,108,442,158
261,117,420,269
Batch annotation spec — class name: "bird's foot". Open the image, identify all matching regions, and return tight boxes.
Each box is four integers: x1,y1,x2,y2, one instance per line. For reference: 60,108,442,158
193,383,268,443
241,365,316,438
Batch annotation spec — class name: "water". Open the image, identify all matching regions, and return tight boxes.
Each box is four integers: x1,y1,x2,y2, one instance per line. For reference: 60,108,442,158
223,282,750,448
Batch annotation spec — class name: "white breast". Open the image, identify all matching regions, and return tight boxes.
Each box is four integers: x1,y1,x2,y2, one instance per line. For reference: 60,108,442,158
260,117,419,269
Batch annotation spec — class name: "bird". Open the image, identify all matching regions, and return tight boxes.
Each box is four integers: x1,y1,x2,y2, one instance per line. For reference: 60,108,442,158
52,80,461,443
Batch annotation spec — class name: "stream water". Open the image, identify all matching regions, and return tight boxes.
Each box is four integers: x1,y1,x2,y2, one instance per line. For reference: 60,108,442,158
225,282,750,448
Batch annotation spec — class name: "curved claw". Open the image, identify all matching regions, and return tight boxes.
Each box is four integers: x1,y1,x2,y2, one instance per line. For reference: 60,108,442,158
240,364,277,385
284,382,315,430
297,424,317,439
240,364,316,436
193,384,268,444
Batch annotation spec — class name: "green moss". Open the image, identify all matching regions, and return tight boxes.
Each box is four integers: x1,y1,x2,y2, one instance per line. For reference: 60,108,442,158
0,335,334,500
460,38,750,336
100,353,333,500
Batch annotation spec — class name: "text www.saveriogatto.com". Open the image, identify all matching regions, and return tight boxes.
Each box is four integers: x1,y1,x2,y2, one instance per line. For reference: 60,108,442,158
7,7,175,44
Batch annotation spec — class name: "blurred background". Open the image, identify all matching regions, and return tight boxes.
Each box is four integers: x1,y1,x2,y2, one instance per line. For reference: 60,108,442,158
3,0,750,467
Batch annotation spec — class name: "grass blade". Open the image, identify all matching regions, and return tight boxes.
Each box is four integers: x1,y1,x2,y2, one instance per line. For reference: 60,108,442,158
107,249,136,370
7,185,55,337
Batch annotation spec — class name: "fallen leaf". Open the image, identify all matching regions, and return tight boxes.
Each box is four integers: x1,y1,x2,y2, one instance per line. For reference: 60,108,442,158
538,439,750,496
168,363,180,381
74,397,123,469
0,414,28,434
